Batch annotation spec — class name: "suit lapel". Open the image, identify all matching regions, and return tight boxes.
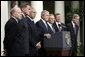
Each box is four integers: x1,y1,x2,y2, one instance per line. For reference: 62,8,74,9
71,22,76,35
40,20,48,32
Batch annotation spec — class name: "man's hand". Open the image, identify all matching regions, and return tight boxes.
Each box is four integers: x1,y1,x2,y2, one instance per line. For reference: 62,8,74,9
35,41,41,49
44,33,51,39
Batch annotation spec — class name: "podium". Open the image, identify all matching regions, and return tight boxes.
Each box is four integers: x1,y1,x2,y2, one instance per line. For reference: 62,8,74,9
44,31,71,56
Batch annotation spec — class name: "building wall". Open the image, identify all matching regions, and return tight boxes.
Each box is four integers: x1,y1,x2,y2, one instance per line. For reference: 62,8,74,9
1,1,9,55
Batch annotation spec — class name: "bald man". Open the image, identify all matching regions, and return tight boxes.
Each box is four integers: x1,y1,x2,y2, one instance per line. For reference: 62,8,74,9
3,6,29,56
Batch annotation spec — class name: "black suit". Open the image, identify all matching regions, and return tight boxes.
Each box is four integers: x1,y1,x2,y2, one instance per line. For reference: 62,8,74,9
36,19,50,42
18,17,29,55
36,19,49,34
53,22,66,32
4,17,29,56
36,19,49,56
66,22,79,56
25,16,40,56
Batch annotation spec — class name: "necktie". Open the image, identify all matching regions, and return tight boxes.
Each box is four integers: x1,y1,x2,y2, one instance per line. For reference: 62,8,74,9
45,22,48,30
52,25,55,33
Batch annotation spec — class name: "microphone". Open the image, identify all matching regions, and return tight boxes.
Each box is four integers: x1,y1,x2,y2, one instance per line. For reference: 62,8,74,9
58,24,66,28
58,24,62,32
58,24,61,27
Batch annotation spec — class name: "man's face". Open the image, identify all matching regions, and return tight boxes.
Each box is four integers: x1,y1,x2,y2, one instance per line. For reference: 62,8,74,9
43,12,49,21
49,15,55,24
73,17,80,24
30,9,37,19
22,5,31,16
14,8,22,19
55,15,61,22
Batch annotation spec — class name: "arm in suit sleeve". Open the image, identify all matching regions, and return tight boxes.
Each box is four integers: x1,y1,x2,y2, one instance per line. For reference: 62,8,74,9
3,21,18,49
36,22,45,41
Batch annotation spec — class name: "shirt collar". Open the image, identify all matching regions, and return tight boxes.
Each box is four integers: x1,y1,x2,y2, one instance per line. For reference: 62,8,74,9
12,16,18,23
47,22,52,26
72,21,75,27
56,22,61,26
27,16,34,21
41,19,46,24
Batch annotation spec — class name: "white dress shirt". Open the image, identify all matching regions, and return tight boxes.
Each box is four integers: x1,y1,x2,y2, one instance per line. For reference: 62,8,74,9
56,22,62,31
71,21,76,28
12,16,18,23
72,21,76,34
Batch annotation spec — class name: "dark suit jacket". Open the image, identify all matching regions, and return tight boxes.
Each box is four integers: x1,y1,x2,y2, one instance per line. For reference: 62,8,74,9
4,17,29,56
36,19,49,38
66,22,79,50
18,17,29,55
25,16,40,56
53,22,66,32
36,19,50,55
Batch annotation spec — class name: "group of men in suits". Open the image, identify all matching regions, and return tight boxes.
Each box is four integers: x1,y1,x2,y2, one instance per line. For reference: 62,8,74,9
3,3,79,56
36,12,67,56
4,4,41,56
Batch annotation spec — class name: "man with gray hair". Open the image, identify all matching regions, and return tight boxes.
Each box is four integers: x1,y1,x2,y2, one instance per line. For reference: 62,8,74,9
66,14,80,56
36,10,51,56
3,5,29,56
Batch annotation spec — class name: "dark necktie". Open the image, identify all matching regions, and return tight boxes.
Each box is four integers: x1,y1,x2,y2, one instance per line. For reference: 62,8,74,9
45,22,48,31
52,24,55,33
58,24,62,32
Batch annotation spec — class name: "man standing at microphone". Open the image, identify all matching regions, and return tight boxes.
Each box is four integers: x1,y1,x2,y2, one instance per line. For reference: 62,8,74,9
53,13,66,32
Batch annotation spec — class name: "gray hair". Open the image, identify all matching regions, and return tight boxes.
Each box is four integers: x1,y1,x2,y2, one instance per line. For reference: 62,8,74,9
49,14,54,16
73,14,80,18
41,10,49,16
10,5,19,15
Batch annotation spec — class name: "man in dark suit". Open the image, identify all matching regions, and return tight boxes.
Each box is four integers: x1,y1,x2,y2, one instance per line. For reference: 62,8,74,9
46,14,57,56
66,14,79,56
21,4,41,56
17,15,30,56
47,14,55,34
36,10,51,56
53,13,66,32
3,6,29,56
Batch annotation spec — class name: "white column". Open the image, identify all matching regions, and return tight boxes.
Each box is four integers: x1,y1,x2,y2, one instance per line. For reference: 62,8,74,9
55,1,65,23
31,1,43,23
1,1,9,56
8,1,11,19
